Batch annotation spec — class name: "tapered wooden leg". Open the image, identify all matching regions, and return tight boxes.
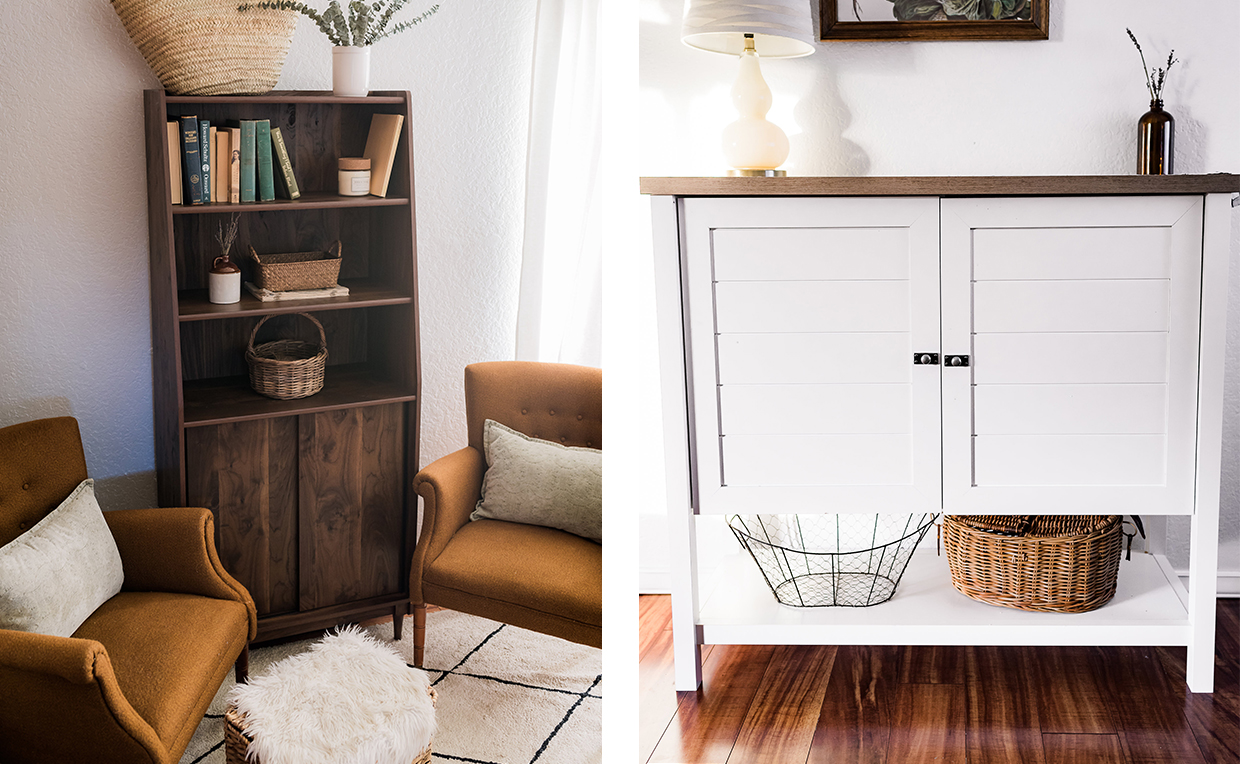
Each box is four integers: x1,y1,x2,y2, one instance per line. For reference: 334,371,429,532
393,601,410,641
413,603,427,668
235,644,249,684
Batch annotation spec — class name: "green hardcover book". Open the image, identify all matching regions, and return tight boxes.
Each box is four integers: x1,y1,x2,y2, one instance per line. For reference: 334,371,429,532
255,119,275,202
227,120,257,203
179,115,203,205
269,126,300,200
198,119,211,204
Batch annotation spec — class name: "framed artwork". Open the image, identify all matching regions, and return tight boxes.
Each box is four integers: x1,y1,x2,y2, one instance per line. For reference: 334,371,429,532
821,0,1049,41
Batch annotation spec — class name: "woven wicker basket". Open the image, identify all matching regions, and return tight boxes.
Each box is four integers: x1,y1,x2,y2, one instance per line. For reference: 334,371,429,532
249,242,343,292
246,313,327,400
943,515,1123,613
224,687,436,764
111,0,296,96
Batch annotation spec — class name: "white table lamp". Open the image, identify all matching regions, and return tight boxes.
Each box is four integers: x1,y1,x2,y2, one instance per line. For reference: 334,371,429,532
682,0,815,176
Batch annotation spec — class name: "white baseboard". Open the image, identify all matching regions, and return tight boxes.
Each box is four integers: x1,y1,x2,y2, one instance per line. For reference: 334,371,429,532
1176,570,1240,597
639,568,671,594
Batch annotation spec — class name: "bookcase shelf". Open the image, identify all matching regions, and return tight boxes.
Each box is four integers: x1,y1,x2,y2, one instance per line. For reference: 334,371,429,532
144,89,421,642
178,279,413,320
171,192,410,214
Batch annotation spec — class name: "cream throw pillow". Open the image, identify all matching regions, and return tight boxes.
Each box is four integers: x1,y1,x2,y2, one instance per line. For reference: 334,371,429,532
471,419,602,543
0,479,125,637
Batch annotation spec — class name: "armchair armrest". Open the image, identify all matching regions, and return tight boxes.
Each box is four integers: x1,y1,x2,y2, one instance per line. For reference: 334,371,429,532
105,507,257,640
0,629,167,764
410,447,486,604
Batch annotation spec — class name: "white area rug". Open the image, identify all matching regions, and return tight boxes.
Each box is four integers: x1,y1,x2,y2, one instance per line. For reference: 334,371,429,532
180,610,602,764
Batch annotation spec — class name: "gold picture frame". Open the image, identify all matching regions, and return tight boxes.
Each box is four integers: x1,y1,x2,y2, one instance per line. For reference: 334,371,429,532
821,0,1049,41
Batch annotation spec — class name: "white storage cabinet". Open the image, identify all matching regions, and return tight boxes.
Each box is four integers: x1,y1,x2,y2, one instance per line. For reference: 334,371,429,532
644,175,1237,693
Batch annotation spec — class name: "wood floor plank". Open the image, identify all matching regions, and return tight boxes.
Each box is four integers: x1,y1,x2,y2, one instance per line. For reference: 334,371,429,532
1034,647,1118,734
966,646,1046,764
1098,645,1207,764
649,644,777,764
808,645,901,764
886,683,968,764
639,595,679,763
1155,606,1239,764
728,645,835,764
901,644,966,685
1042,733,1125,764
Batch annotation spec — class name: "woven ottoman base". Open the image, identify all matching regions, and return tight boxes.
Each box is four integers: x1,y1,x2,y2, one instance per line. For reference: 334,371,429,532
224,702,434,764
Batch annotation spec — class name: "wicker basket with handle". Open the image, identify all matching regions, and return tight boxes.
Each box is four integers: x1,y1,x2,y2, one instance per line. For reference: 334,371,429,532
249,241,343,292
224,687,437,764
110,0,296,96
246,313,327,400
943,514,1123,613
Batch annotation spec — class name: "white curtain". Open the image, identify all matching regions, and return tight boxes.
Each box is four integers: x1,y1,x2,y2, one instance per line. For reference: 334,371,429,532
514,0,602,367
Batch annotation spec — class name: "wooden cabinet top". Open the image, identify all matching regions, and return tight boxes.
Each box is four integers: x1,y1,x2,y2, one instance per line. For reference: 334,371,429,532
639,174,1240,197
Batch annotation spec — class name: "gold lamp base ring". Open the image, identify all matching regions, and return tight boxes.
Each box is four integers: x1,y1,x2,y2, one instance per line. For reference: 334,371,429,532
727,169,788,177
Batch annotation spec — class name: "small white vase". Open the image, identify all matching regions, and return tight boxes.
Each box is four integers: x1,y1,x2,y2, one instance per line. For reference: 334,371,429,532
332,46,371,97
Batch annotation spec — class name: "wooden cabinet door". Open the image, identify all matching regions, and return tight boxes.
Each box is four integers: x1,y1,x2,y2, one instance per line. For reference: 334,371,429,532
298,404,407,610
186,418,300,616
681,196,942,515
940,196,1203,515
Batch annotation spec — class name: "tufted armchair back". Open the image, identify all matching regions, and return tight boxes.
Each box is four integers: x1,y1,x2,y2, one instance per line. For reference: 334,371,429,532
0,417,88,548
464,362,602,452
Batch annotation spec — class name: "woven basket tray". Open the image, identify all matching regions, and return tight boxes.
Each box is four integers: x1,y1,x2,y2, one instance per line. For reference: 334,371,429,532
110,0,295,96
246,313,327,400
943,515,1123,613
224,687,436,764
249,241,342,292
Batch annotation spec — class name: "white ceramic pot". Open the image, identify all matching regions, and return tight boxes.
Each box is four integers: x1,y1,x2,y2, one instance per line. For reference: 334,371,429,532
332,46,371,97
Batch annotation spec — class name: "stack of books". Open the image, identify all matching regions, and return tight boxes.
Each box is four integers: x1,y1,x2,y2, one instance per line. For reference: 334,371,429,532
167,117,299,205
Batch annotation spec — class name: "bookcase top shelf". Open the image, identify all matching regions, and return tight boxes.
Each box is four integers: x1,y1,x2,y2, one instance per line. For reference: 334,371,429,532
171,192,409,214
162,90,408,105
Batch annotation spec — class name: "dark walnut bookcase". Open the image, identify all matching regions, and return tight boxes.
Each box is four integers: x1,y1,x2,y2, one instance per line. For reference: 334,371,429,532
143,89,420,642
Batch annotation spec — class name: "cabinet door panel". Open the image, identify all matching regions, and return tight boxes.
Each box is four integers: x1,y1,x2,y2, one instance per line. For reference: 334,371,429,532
720,384,910,435
683,197,941,515
715,281,910,333
185,418,299,616
972,280,1170,333
942,196,1202,515
298,404,406,610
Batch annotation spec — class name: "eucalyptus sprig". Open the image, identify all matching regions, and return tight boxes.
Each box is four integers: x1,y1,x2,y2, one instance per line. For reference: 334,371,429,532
238,0,440,47
1126,28,1179,103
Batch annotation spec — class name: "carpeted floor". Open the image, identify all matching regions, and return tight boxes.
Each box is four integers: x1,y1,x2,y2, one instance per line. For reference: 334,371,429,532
180,610,602,764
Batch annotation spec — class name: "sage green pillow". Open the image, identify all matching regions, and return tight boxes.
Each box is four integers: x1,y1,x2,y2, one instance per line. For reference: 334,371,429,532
0,479,124,637
471,419,602,543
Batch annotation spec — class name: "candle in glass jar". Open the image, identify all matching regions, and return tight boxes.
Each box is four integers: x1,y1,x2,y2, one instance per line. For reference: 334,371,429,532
338,157,372,196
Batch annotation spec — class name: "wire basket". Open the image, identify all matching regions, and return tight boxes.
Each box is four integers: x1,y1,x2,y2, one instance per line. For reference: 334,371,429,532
728,513,938,607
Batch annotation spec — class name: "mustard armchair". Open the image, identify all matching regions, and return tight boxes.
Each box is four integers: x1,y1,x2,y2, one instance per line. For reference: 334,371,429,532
410,361,602,666
0,417,256,764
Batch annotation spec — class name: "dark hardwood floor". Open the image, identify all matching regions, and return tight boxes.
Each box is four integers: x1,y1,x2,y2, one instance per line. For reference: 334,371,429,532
639,596,1239,764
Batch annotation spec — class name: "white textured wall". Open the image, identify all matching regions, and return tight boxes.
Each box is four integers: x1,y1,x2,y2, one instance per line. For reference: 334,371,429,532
0,1,536,508
635,0,1240,587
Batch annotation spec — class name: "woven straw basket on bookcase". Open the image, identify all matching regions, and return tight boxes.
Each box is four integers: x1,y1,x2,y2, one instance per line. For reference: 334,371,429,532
246,313,327,400
110,0,296,95
250,241,343,292
223,687,437,764
943,515,1124,614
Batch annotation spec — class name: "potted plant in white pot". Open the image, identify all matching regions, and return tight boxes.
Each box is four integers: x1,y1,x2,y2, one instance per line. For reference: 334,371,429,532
239,0,440,97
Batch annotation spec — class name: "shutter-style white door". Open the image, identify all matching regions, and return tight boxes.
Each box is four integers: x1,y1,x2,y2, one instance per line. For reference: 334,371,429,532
940,196,1203,515
682,197,941,515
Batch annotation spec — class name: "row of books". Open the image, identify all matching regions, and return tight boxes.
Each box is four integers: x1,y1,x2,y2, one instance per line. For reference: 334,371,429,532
168,117,299,205
167,113,406,205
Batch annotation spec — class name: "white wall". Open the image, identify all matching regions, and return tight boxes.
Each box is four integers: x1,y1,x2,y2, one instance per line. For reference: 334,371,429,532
0,1,537,508
634,0,1240,589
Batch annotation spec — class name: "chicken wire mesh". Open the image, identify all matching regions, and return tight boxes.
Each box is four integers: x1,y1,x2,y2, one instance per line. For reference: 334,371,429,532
728,513,939,607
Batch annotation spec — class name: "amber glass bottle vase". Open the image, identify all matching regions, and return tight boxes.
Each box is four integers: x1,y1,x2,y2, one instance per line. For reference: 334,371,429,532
1137,99,1174,175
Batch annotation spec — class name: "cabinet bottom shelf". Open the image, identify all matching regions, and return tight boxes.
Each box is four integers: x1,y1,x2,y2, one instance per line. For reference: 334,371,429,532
255,595,411,643
697,547,1191,647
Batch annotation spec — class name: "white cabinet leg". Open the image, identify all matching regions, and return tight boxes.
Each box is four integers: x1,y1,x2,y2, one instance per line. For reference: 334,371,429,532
1186,510,1219,693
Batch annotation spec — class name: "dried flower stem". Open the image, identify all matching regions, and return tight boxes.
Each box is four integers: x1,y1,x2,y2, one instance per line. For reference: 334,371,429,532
1127,28,1179,103
216,214,241,257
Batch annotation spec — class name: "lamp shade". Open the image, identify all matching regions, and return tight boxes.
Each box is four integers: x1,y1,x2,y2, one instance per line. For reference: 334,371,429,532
682,0,815,58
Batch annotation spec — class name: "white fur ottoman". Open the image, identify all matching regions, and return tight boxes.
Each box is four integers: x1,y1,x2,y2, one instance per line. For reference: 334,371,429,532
225,627,436,764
